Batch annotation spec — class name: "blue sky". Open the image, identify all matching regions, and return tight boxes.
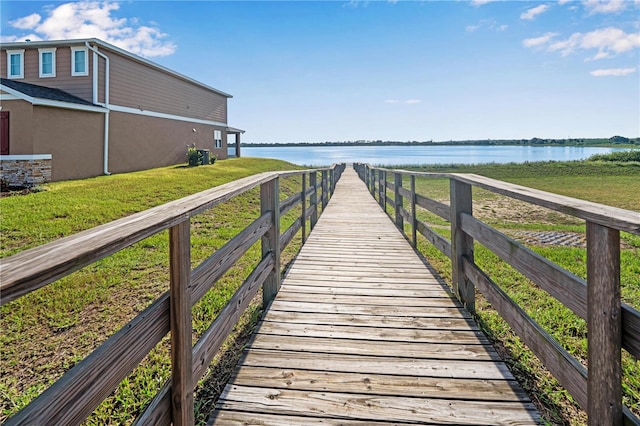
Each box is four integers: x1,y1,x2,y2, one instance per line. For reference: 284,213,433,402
2,0,639,143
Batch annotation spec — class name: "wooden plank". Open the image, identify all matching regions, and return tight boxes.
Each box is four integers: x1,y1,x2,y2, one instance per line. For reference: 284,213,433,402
138,257,277,425
289,256,429,266
0,171,278,305
210,411,408,425
230,365,526,400
281,279,444,290
215,386,540,424
452,173,640,235
192,256,274,381
278,274,447,285
279,216,301,252
260,310,478,330
398,185,411,200
462,256,588,409
279,191,302,216
239,349,512,379
622,302,640,358
169,220,193,426
253,321,488,344
460,212,588,320
280,284,450,298
416,219,452,259
416,192,450,221
275,292,462,308
586,222,622,425
191,212,271,303
7,293,170,426
247,334,498,360
284,268,440,279
269,300,472,318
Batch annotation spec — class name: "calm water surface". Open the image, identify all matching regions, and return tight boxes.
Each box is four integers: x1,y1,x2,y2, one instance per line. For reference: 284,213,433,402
237,145,627,166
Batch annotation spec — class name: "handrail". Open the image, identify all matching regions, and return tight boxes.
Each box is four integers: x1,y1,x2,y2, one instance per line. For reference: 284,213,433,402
0,163,346,425
353,162,639,425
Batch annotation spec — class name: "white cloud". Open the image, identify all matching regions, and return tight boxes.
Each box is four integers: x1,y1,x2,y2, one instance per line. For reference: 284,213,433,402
524,27,640,60
466,19,508,33
9,13,42,30
558,0,573,4
582,0,627,14
590,67,636,76
521,4,551,20
4,1,175,58
523,32,558,48
384,99,422,104
471,0,498,6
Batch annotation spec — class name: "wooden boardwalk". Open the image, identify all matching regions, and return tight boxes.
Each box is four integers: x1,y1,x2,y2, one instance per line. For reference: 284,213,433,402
209,168,540,425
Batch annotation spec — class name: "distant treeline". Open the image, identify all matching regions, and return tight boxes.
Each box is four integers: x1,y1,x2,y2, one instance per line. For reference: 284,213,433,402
235,135,639,148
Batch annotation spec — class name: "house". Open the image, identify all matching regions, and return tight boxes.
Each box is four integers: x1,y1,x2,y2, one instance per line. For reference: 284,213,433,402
0,38,243,185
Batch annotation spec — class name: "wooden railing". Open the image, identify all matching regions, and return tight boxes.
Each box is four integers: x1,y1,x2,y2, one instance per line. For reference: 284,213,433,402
0,163,345,425
353,163,640,426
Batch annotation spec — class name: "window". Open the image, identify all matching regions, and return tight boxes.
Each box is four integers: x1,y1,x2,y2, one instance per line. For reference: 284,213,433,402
38,48,56,78
71,47,88,76
6,50,24,79
214,130,222,148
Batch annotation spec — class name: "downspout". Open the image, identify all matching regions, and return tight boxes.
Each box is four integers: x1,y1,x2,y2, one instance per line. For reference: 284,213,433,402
86,42,110,175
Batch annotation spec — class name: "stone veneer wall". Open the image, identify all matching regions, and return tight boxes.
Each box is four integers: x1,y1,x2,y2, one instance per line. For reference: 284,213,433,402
0,156,52,187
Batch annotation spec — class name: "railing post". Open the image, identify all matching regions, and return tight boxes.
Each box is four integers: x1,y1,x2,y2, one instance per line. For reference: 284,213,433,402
378,170,384,209
321,170,328,210
586,222,622,425
369,167,374,196
309,172,318,230
394,172,403,231
301,173,307,243
371,167,376,197
261,177,281,305
410,175,417,248
168,220,193,426
450,178,475,312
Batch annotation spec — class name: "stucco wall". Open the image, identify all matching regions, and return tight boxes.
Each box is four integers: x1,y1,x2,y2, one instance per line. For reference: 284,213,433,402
32,106,105,181
107,111,227,174
0,99,34,154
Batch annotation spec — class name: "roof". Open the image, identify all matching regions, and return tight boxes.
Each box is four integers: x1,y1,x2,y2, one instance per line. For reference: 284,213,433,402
1,38,232,99
1,78,96,106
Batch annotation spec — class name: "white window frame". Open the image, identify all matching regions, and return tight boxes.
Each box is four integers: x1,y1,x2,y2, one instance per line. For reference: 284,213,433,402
6,49,24,79
38,47,57,78
214,130,222,148
71,46,88,76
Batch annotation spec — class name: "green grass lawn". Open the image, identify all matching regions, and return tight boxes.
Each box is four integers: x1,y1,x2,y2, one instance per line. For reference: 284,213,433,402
0,157,310,424
390,159,640,424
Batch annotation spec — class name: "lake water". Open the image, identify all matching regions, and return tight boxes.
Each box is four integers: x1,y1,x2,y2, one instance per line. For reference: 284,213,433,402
237,145,627,166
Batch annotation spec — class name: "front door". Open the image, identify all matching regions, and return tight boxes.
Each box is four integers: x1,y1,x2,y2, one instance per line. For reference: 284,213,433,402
0,111,9,155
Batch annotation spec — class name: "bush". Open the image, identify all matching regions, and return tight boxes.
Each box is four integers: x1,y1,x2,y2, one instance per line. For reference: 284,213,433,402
588,150,640,162
187,146,202,167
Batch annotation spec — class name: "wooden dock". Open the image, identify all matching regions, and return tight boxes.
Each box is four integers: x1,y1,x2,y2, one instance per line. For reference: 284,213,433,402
210,168,540,425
